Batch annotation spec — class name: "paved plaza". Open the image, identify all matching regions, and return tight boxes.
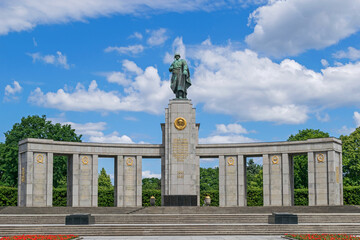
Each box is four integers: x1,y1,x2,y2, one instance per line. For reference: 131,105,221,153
80,236,284,240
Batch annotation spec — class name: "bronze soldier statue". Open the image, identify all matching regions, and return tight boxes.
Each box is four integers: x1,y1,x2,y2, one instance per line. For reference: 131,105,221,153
169,53,191,99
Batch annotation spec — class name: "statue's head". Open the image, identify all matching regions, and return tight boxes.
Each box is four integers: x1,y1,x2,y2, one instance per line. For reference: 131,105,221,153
174,53,181,60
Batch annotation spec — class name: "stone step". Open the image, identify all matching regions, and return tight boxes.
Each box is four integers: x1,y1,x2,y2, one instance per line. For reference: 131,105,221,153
2,214,360,224
1,224,360,236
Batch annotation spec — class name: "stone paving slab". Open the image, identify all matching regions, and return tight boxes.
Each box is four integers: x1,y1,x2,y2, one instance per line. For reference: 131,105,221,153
80,236,284,240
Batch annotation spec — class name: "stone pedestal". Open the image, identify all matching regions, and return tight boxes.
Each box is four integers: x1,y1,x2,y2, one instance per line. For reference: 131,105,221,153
18,152,53,207
263,153,292,206
114,155,142,207
67,154,98,207
308,151,343,206
161,99,199,206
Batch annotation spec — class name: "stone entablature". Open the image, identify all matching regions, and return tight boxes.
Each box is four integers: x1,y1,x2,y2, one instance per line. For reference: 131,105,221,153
196,138,342,157
19,138,163,157
18,100,343,208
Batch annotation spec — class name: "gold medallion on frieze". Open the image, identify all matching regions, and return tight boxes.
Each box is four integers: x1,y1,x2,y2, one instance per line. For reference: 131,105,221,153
126,157,134,166
227,157,235,166
317,153,325,163
174,117,187,130
36,154,44,164
271,155,279,164
81,156,89,165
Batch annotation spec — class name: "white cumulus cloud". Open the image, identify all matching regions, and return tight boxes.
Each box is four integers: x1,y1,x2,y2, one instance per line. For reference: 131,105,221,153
5,81,22,95
333,47,360,61
4,81,23,101
28,51,70,69
104,45,144,55
142,170,161,179
28,61,172,114
147,28,168,46
164,37,186,64
48,118,136,143
199,123,256,144
354,112,360,127
190,42,360,124
0,0,234,35
246,0,360,57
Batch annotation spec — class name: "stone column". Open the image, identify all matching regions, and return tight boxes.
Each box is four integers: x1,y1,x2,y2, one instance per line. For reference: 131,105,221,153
91,154,98,206
308,152,316,206
237,155,246,206
308,151,342,206
196,155,200,206
18,151,33,206
315,152,328,205
68,154,98,207
224,156,238,206
219,155,225,207
136,156,142,207
18,152,53,207
123,156,137,207
263,154,270,206
282,153,292,206
114,155,124,207
269,154,282,206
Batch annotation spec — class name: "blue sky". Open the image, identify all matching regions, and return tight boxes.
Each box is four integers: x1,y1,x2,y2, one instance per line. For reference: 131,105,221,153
1,0,360,182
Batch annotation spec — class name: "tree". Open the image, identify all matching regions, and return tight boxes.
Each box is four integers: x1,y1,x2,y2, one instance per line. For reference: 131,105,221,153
200,167,219,192
142,178,161,190
247,159,263,189
0,115,82,187
98,168,113,188
340,127,360,186
287,129,329,189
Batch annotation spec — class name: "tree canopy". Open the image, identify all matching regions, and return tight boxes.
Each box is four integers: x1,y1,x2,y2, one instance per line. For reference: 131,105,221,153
0,115,82,187
247,159,263,189
98,168,113,188
200,167,219,192
341,127,360,186
142,177,161,190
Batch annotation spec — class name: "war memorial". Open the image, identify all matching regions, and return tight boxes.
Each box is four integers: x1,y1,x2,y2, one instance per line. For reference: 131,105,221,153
1,54,359,236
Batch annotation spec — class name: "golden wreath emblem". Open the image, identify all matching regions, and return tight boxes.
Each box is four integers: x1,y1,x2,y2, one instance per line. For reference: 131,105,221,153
81,156,89,165
174,117,187,130
126,157,134,166
317,153,325,163
36,154,44,164
272,155,279,164
227,157,235,166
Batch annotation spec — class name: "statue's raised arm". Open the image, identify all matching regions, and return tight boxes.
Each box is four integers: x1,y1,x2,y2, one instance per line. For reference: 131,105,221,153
169,53,191,99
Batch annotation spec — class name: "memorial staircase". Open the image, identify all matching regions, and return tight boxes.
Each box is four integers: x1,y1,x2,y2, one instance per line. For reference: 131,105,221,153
1,206,360,236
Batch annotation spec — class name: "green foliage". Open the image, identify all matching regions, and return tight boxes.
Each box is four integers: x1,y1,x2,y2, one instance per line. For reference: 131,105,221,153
98,168,113,188
247,159,263,189
53,156,68,188
142,178,161,190
200,167,219,192
142,189,161,206
343,186,360,205
288,129,330,141
288,129,329,189
341,127,360,186
0,115,82,187
53,188,67,206
200,190,219,206
98,187,114,207
0,186,17,206
294,188,308,205
247,188,263,206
